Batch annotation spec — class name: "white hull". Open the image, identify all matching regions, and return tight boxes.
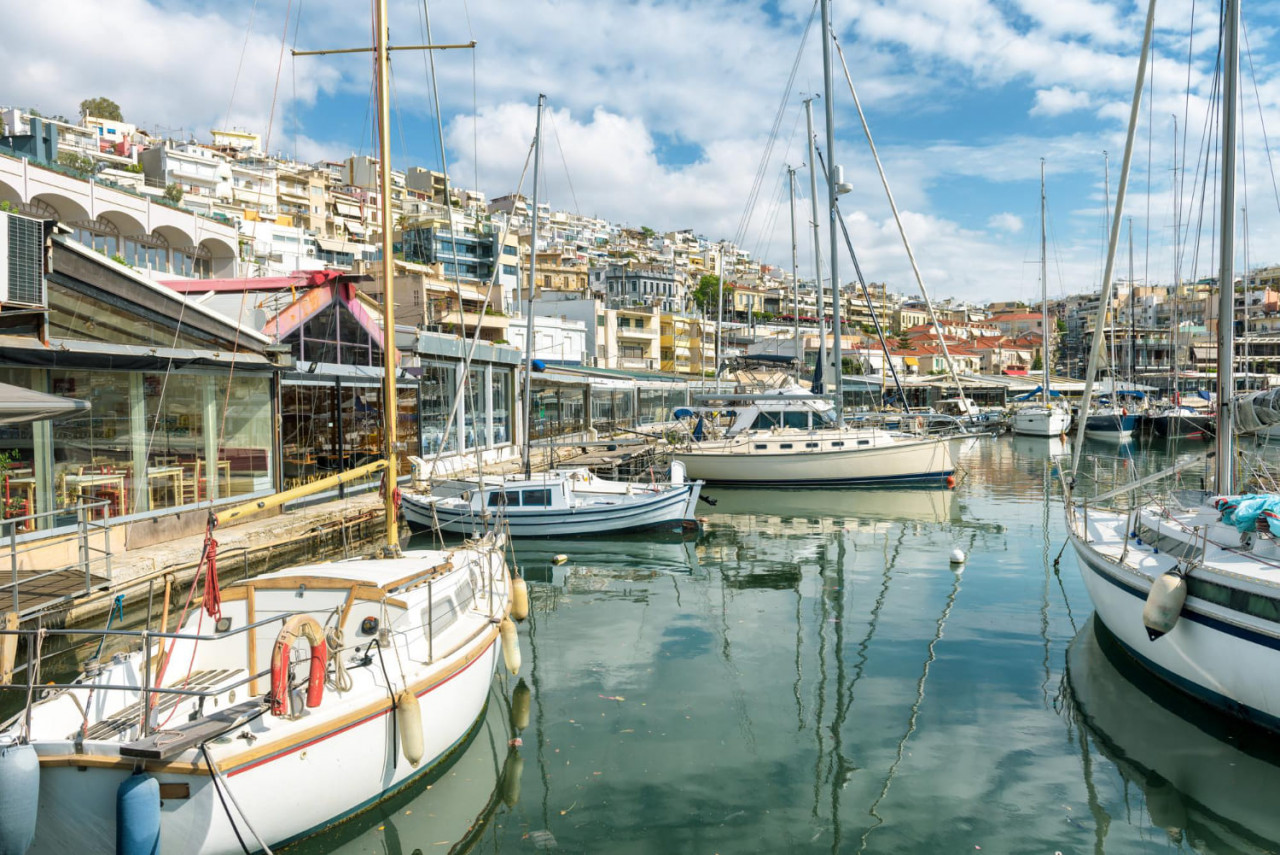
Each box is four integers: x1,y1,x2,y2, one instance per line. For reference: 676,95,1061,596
674,428,955,486
8,537,514,854
1070,503,1280,731
1011,407,1071,437
402,467,701,537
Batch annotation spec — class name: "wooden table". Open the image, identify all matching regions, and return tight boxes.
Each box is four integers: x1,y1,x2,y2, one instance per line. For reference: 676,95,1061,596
64,472,128,517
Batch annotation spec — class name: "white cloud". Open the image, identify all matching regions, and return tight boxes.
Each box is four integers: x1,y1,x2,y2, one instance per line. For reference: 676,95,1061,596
1031,87,1093,117
988,213,1024,233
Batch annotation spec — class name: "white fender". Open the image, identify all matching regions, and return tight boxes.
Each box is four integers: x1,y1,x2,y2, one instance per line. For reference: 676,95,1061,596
1142,571,1187,641
500,618,522,675
511,576,530,621
396,688,424,766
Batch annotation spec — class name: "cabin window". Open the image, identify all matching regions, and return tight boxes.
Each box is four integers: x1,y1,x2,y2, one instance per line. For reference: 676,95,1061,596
805,442,819,449
784,411,810,429
522,489,552,507
753,443,767,450
426,596,459,634
751,411,783,430
779,443,793,450
488,490,515,507
831,441,844,447
455,579,475,611
857,439,870,446
1187,578,1280,623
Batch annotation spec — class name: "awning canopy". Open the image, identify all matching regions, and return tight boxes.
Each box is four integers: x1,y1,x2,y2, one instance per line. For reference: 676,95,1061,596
0,382,91,424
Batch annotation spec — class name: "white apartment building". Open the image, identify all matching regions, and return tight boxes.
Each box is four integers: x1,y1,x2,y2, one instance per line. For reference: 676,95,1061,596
139,142,233,215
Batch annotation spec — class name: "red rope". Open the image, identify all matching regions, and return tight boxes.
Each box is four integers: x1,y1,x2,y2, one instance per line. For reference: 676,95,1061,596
201,535,221,620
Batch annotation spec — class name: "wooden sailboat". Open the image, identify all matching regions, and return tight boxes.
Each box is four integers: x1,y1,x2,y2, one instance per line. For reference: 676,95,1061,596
401,94,702,538
0,5,516,853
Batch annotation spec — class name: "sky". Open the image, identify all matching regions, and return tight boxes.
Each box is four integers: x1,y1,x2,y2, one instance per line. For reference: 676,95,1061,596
7,0,1280,305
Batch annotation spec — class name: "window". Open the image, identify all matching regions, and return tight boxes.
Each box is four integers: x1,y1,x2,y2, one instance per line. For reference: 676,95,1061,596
503,245,518,256
858,439,870,446
805,442,819,449
522,489,551,507
779,443,793,450
502,264,517,276
754,443,768,450
750,411,783,430
488,490,514,507
831,441,844,447
783,411,809,429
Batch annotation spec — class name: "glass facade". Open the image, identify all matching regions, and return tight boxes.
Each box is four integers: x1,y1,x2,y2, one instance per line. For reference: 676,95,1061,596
420,364,457,456
529,386,585,440
0,368,275,530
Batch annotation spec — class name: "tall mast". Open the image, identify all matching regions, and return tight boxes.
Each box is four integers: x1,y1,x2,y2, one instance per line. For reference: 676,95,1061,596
1040,159,1050,403
820,0,843,425
804,98,826,393
788,166,800,369
1217,0,1240,493
715,243,724,378
522,94,545,478
1128,217,1135,384
375,0,398,550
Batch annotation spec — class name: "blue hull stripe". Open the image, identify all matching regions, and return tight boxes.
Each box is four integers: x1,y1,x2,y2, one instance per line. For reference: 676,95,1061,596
1075,543,1280,730
699,470,952,487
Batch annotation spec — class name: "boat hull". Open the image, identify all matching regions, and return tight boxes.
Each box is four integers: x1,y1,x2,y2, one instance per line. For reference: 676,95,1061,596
1083,413,1138,441
26,635,501,855
673,436,954,486
1070,518,1280,733
1148,413,1214,437
1010,407,1071,437
403,483,701,537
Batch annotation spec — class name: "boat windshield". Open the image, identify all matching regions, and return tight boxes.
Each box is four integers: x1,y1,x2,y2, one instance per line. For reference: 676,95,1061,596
751,410,812,430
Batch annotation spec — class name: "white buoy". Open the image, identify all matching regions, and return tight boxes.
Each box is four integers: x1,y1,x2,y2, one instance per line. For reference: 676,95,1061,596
500,618,522,675
1143,572,1187,640
551,554,568,566
949,548,967,565
396,688,424,766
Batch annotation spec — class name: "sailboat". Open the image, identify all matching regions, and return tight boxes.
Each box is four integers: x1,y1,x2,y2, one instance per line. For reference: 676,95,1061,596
400,95,702,538
0,6,516,854
1011,161,1072,438
1066,0,1280,732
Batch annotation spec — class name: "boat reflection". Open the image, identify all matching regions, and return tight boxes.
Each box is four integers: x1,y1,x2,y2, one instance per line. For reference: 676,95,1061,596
514,534,700,587
703,486,958,526
283,679,522,855
1065,617,1280,853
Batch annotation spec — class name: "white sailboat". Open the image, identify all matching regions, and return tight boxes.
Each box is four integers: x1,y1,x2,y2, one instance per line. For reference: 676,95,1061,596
1066,0,1280,732
673,384,956,486
401,94,702,538
0,7,517,854
1011,161,1071,438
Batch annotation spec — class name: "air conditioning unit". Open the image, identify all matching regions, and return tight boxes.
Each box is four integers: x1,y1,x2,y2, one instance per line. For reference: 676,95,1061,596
0,211,46,309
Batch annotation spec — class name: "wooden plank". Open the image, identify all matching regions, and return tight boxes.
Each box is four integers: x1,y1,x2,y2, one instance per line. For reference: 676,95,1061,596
0,613,18,685
120,699,264,760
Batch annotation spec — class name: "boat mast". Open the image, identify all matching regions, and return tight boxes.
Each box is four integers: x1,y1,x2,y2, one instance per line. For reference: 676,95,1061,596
1068,0,1157,476
522,94,545,478
1040,159,1050,405
788,165,801,371
375,0,398,550
820,0,843,425
804,98,827,394
1217,0,1240,493
1128,218,1135,387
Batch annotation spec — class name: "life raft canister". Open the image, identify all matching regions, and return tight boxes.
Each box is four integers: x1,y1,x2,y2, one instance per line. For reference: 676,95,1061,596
270,614,328,716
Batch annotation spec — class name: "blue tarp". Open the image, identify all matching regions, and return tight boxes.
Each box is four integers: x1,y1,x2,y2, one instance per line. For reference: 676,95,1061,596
1216,494,1280,533
1013,386,1064,401
673,408,695,419
1197,390,1212,401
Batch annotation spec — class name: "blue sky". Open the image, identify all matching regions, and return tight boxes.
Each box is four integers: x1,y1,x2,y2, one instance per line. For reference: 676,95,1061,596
8,0,1280,304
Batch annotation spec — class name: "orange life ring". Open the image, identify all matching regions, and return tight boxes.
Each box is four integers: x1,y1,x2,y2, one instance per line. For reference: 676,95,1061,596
270,614,328,716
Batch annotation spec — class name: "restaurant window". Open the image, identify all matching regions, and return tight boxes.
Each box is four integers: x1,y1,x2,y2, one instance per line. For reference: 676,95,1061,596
0,368,38,531
492,368,512,445
420,363,457,455
463,367,487,449
281,383,337,486
49,370,134,522
214,374,274,498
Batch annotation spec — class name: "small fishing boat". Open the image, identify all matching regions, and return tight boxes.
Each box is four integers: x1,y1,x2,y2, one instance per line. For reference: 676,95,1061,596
402,464,702,537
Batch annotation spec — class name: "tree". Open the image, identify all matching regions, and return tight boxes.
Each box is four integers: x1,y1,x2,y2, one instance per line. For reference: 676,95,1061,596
56,150,94,174
80,97,122,121
163,183,184,205
690,273,720,311
1032,353,1044,371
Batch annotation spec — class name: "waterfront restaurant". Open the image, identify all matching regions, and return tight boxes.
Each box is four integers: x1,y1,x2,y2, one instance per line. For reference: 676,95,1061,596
0,232,279,539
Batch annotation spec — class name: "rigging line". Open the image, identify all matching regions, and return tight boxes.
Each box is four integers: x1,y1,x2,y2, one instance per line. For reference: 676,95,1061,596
414,0,443,170
222,0,263,132
291,0,303,161
752,109,806,264
732,1,818,250
1242,20,1280,217
544,109,581,216
1145,31,1153,290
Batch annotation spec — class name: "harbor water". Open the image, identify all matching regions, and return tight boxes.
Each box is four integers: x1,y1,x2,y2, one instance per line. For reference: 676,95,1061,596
287,433,1279,854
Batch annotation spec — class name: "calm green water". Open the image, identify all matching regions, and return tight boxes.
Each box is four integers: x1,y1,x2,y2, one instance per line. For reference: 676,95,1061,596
293,433,1280,855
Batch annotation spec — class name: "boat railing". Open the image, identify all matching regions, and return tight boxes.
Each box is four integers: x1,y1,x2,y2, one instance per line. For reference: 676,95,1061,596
0,499,113,617
0,610,299,738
